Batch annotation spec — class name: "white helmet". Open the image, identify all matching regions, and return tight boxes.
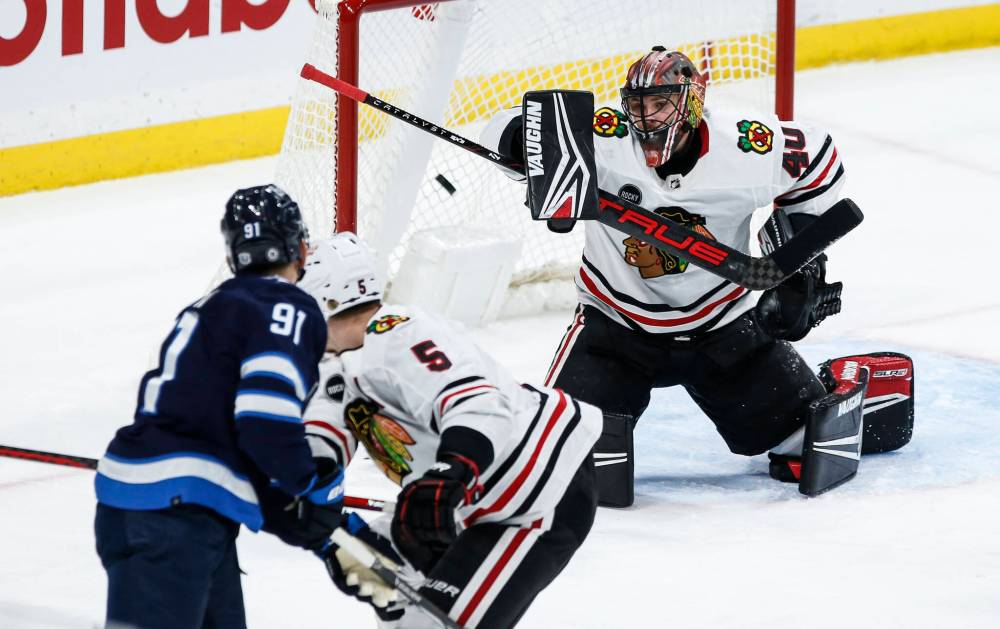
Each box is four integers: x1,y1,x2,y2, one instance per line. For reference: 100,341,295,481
299,232,383,319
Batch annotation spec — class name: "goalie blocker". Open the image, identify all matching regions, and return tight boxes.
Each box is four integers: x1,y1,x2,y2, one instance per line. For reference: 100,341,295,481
522,89,599,233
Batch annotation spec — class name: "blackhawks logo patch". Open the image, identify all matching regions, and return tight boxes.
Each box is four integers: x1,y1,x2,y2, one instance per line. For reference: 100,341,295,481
344,398,416,485
737,120,774,154
622,207,716,278
593,107,628,138
366,314,410,335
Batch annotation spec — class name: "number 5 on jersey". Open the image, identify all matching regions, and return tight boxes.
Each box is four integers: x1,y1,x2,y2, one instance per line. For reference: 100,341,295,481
411,340,452,371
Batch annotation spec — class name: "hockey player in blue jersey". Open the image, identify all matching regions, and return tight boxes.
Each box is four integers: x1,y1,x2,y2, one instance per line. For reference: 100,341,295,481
93,185,344,629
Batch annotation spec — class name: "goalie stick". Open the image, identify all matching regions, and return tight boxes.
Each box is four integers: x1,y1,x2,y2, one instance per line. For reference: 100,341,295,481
0,444,394,513
330,527,463,629
300,64,863,291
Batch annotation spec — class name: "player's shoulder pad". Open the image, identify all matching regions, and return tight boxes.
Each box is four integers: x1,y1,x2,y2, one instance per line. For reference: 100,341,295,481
592,106,629,139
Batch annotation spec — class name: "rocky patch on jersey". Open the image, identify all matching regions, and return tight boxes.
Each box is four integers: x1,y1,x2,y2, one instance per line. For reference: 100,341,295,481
324,374,345,402
344,398,415,485
366,314,410,335
737,120,774,154
622,207,716,278
618,183,642,205
593,107,628,138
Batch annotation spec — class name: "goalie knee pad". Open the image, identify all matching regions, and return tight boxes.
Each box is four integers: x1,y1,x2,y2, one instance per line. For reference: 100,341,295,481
593,412,634,508
798,363,869,496
820,352,914,454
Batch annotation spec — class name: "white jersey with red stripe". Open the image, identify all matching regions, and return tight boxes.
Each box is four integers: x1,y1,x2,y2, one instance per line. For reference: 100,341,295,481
483,106,846,334
303,305,601,528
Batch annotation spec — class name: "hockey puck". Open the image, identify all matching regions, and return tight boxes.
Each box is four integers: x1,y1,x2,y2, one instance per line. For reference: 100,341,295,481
434,174,457,196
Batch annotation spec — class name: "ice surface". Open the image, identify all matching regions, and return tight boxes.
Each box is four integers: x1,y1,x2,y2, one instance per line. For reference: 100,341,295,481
1,48,999,628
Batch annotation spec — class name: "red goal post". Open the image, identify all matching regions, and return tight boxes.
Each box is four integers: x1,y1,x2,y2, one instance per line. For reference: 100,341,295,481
277,0,797,310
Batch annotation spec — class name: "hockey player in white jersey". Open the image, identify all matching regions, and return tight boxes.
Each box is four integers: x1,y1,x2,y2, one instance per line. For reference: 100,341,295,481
481,47,915,505
298,233,601,629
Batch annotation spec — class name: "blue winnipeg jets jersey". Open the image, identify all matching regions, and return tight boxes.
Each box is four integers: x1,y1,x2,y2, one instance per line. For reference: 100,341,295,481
95,275,327,530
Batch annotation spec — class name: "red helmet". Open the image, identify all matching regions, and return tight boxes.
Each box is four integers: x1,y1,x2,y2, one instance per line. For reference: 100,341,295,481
621,48,707,167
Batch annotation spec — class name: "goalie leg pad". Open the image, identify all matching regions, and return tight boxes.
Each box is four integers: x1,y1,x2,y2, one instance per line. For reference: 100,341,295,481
593,412,634,508
799,369,868,497
821,352,914,454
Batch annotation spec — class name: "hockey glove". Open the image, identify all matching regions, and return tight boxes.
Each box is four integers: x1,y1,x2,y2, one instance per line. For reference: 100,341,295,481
391,454,482,572
319,514,405,621
756,252,842,342
306,456,346,505
259,457,345,551
301,457,347,537
755,210,842,341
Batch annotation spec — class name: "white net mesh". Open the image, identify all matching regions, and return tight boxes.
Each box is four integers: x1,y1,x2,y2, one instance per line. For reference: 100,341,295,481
276,0,780,310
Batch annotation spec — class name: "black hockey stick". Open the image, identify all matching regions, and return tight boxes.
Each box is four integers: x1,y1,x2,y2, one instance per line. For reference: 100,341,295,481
330,527,463,629
0,444,394,513
300,64,863,291
0,444,96,469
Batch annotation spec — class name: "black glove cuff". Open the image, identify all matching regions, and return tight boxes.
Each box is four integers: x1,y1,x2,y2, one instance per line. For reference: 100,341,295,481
437,425,494,475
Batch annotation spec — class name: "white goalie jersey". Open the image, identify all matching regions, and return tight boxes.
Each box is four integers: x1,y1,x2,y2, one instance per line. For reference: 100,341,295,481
304,305,602,528
482,106,846,334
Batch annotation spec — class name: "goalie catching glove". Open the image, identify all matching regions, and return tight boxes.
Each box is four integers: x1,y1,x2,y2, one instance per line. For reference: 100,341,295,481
391,453,483,573
318,513,405,621
756,210,842,341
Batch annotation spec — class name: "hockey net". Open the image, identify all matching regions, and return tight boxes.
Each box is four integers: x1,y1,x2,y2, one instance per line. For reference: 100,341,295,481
275,0,792,316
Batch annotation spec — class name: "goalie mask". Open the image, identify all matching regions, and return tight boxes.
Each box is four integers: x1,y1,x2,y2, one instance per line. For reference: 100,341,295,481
620,48,706,168
299,232,382,319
